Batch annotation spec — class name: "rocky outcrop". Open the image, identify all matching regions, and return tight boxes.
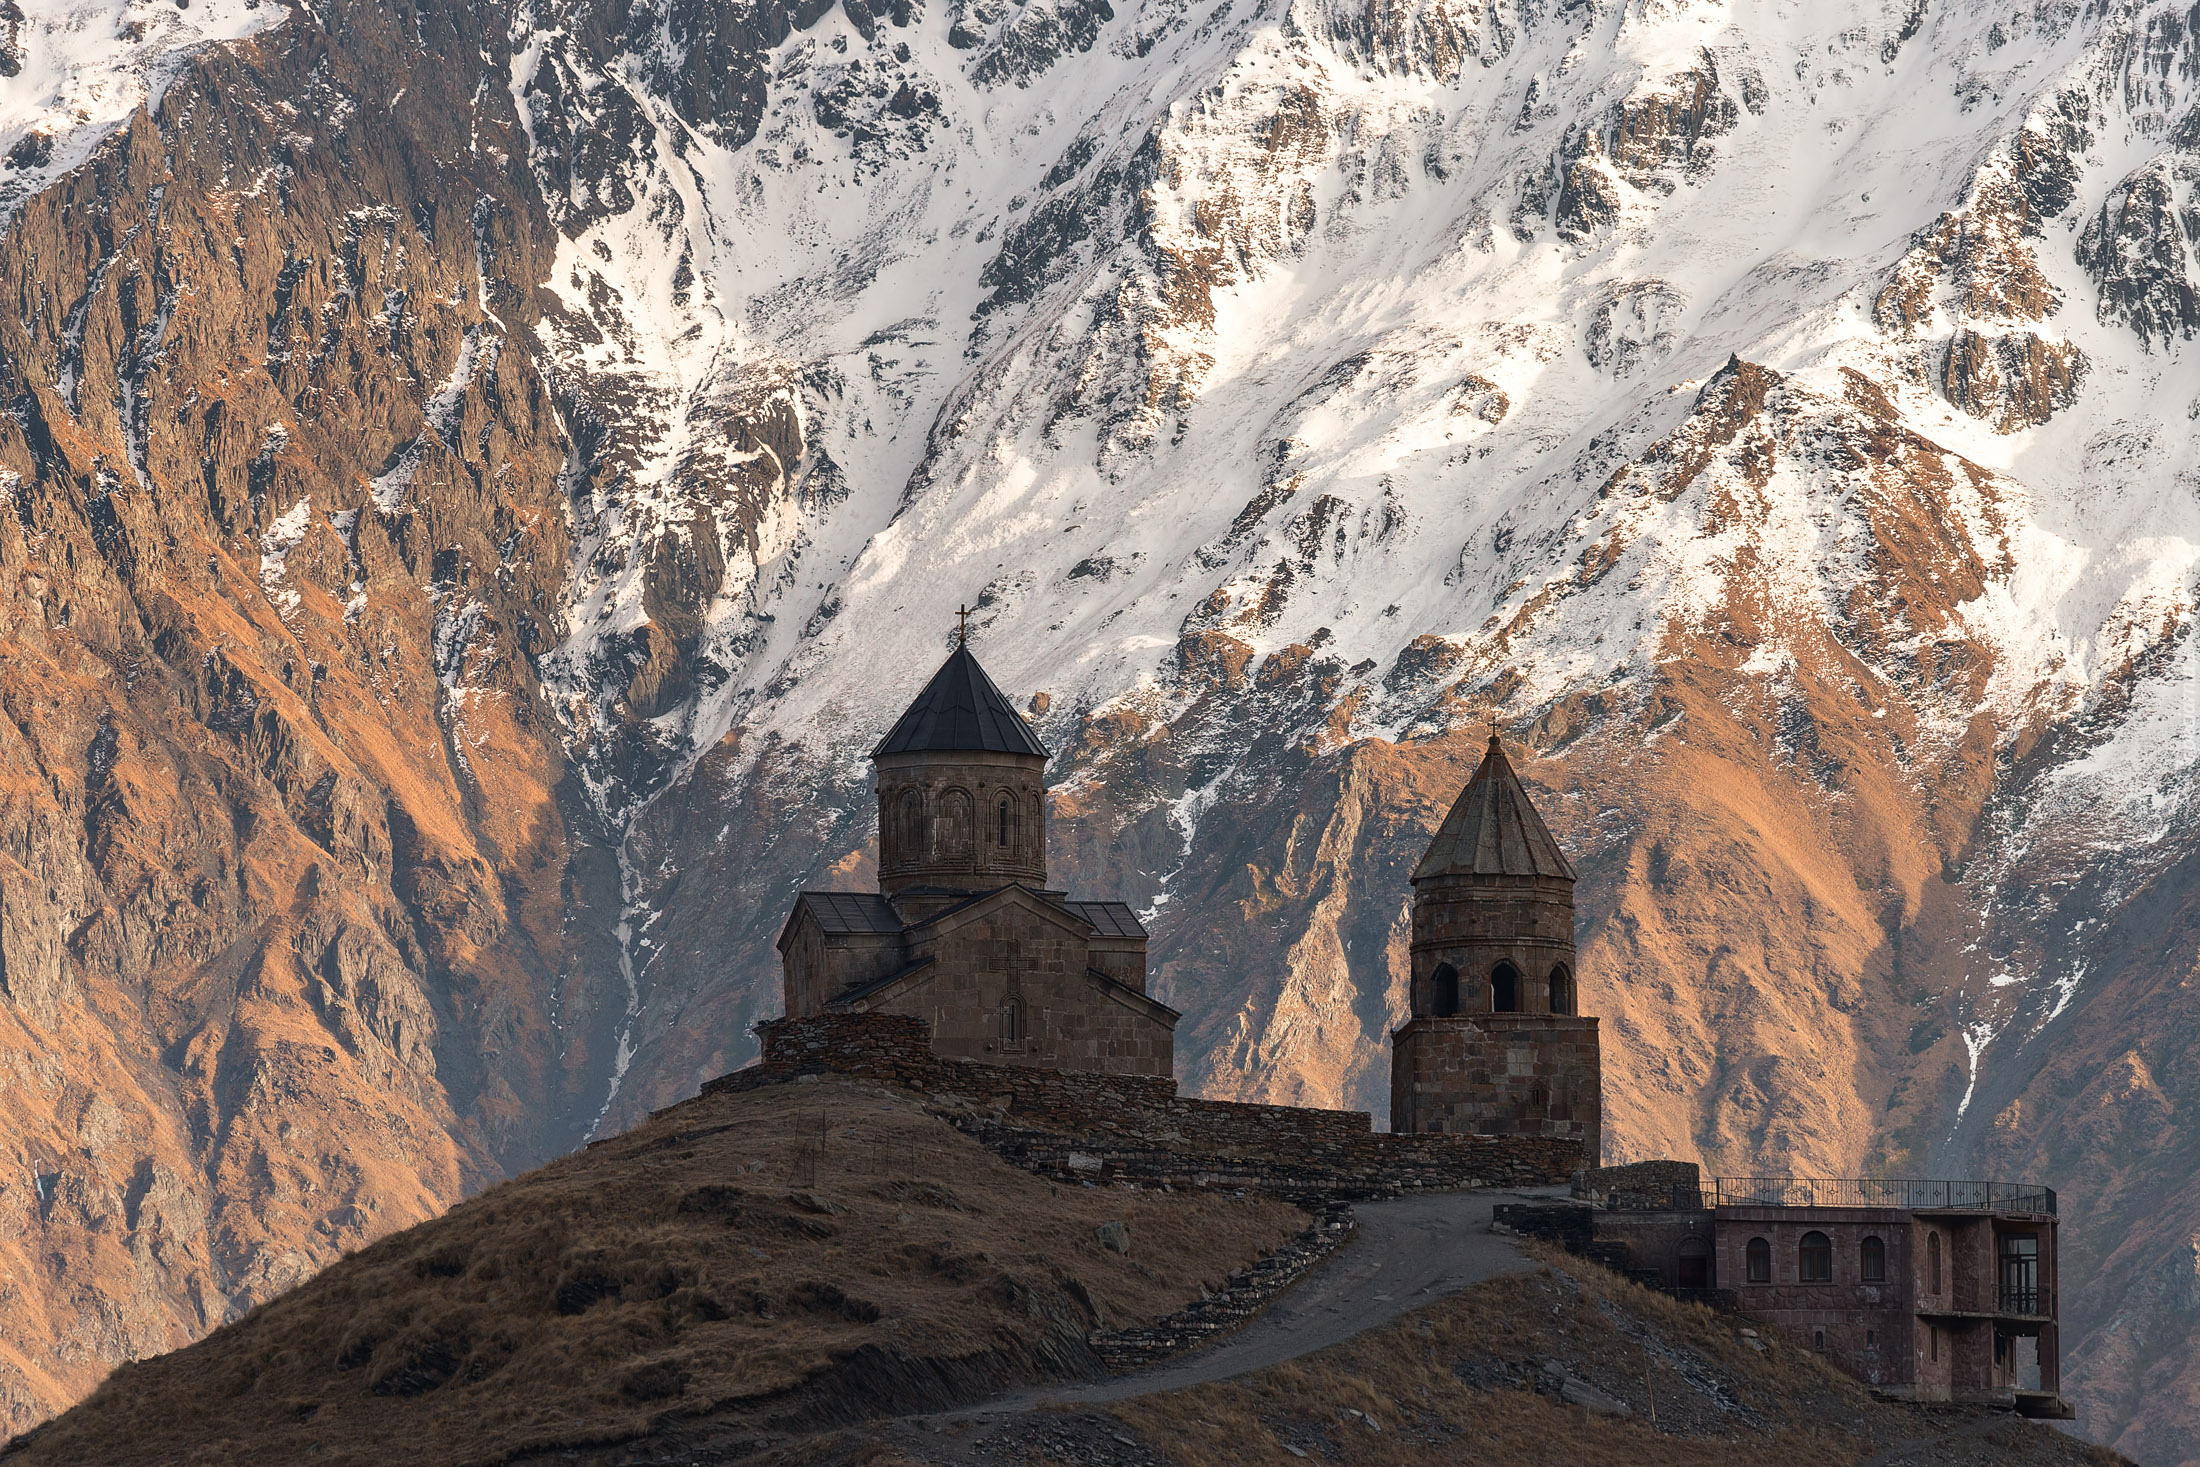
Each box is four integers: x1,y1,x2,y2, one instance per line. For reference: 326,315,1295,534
1940,329,2086,432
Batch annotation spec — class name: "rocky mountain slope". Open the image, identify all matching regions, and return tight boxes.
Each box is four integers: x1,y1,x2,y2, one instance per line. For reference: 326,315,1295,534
4,0,2200,1457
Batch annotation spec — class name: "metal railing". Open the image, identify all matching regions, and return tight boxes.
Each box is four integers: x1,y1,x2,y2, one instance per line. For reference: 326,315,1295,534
1708,1177,2056,1215
2000,1286,2042,1316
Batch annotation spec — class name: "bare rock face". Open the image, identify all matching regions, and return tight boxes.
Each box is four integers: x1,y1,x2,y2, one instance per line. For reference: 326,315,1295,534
0,0,628,1429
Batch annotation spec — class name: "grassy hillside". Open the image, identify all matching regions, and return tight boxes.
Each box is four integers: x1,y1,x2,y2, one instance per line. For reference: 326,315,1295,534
3,1079,1303,1466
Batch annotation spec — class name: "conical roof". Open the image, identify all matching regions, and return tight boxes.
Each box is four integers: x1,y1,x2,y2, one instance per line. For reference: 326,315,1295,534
1412,735,1574,881
872,641,1050,760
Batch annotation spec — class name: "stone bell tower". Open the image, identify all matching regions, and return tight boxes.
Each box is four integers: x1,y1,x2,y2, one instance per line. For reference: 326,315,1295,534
1390,733,1601,1159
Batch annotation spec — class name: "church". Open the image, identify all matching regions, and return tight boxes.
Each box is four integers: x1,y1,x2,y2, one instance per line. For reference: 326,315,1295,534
776,638,1181,1076
776,636,1599,1150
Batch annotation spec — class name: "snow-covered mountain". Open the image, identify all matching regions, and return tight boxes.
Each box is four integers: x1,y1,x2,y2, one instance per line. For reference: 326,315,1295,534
5,0,2200,1454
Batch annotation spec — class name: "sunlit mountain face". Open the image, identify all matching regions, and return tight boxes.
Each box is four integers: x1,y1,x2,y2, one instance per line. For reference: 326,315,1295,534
3,0,2199,1454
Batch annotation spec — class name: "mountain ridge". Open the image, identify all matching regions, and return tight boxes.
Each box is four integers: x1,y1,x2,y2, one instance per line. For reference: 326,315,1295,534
2,0,2200,1457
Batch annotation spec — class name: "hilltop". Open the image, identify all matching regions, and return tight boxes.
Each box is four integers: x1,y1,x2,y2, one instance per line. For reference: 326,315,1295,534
4,1072,2130,1467
2,1079,1302,1466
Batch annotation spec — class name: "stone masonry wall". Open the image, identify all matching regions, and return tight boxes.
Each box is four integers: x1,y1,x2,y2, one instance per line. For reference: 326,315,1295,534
709,1013,1581,1197
1392,1014,1601,1162
858,906,1172,1077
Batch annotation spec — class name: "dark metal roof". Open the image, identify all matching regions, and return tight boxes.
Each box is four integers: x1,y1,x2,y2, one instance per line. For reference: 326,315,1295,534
1412,735,1575,882
872,642,1049,760
793,890,904,935
1066,900,1146,939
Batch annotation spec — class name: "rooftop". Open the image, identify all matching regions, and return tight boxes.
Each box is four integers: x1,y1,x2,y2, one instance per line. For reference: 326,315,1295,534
873,641,1049,760
1412,734,1574,882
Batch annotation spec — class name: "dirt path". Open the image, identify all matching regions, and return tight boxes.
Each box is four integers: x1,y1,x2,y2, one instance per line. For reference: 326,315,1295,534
873,1185,1564,1460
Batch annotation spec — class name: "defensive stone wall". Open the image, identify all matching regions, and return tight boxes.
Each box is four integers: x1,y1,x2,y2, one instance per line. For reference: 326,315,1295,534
1575,1159,1705,1210
705,1013,1580,1198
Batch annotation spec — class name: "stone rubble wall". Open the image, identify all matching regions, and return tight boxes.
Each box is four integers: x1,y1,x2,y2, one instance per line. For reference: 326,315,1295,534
704,1013,1582,1198
1088,1203,1358,1371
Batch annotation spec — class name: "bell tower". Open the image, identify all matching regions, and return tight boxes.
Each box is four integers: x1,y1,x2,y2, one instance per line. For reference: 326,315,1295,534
872,634,1050,919
1390,733,1600,1159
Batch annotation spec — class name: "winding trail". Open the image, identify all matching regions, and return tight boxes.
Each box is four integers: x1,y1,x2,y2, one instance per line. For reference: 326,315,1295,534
884,1184,1566,1458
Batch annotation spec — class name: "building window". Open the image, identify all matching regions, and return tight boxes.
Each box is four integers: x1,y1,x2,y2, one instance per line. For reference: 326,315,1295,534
1861,1235,1886,1282
1814,1330,1825,1351
1001,999,1022,1045
895,789,924,863
939,788,975,856
2000,1232,2040,1315
1799,1231,1833,1282
1432,963,1460,1017
1866,1329,1876,1348
1491,962,1521,1012
1745,1236,1771,1283
1549,964,1574,1015
1927,1231,1942,1295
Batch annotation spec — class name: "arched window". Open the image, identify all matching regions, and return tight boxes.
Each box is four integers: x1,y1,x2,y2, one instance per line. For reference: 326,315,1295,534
997,795,1012,849
1549,964,1574,1015
1745,1236,1771,1283
1491,962,1521,1013
1860,1235,1886,1282
1927,1232,1942,1294
938,788,974,857
1800,1231,1833,1282
1432,963,1460,1017
895,789,924,864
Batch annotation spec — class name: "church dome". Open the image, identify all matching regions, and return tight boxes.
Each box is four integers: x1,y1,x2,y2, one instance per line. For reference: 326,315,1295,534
1412,734,1574,881
872,642,1050,760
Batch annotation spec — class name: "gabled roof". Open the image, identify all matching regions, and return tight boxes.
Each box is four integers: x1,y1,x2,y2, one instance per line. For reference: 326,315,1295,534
790,890,904,935
1413,735,1575,882
872,642,1050,760
1065,900,1146,939
907,882,1092,939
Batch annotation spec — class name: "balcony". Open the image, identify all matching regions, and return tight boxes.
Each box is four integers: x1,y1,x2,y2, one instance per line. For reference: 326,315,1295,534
1706,1177,2056,1215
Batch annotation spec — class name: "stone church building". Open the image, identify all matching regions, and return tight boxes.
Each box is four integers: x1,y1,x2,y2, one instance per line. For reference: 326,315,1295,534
778,635,1602,1150
776,640,1180,1075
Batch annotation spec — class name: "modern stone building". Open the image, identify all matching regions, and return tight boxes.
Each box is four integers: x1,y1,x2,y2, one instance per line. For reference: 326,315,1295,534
776,639,1179,1076
1505,1166,2071,1419
1390,734,1601,1160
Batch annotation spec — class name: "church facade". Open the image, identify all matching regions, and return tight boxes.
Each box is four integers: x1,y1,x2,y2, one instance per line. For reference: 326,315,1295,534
1389,734,1602,1158
776,641,1180,1076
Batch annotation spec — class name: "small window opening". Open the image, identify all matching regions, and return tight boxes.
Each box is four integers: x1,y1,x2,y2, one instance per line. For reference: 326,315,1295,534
1866,1329,1877,1348
1927,1232,1943,1294
1001,999,1022,1045
1432,963,1460,1017
997,796,1011,848
1491,962,1521,1013
1861,1234,1886,1282
1800,1231,1833,1282
1814,1330,1825,1351
1548,964,1574,1015
1745,1236,1771,1284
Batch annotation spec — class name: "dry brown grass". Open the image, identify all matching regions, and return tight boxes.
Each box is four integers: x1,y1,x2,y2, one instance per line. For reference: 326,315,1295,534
7,1078,1304,1467
1097,1244,2127,1467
